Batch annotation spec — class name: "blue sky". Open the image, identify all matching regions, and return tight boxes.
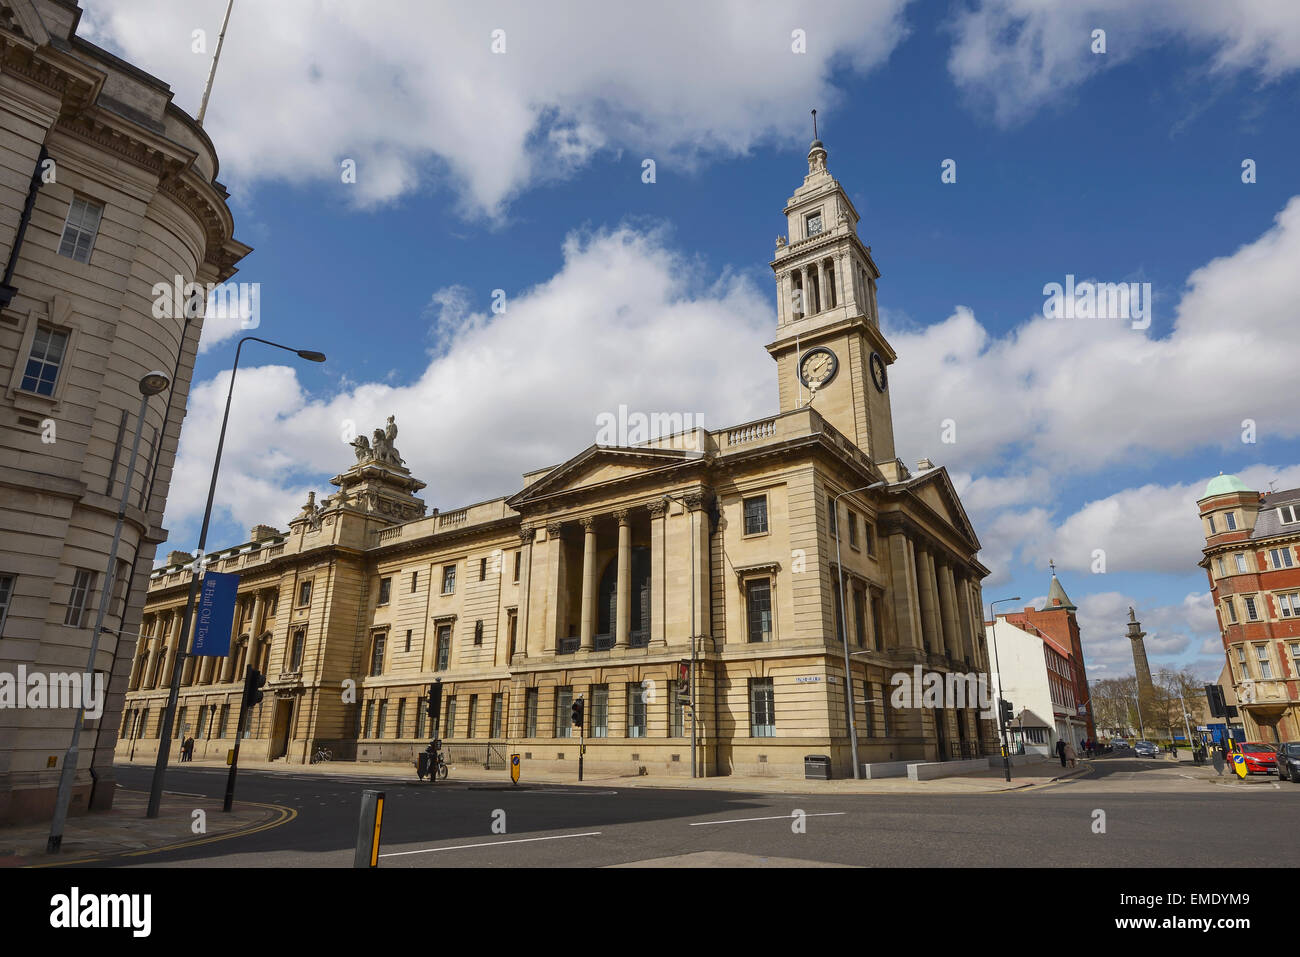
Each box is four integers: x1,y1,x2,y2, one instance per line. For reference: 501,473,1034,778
83,0,1300,680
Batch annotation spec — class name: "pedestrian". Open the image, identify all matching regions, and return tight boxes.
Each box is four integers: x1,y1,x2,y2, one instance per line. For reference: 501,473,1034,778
1065,742,1077,768
1055,737,1067,768
183,735,194,762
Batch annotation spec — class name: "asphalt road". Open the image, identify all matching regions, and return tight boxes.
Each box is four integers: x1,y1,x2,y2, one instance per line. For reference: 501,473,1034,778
107,755,1300,868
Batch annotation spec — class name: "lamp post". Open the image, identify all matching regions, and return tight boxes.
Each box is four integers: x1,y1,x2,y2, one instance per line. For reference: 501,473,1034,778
662,493,699,778
988,596,1022,783
47,370,171,852
147,336,324,818
832,481,887,779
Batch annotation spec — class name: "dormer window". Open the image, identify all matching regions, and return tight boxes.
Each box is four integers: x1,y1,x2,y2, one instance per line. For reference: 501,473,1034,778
1279,505,1300,525
805,210,823,237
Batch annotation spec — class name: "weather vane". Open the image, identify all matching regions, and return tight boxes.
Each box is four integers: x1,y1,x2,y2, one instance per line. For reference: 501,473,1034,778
1049,558,1056,575
811,108,818,139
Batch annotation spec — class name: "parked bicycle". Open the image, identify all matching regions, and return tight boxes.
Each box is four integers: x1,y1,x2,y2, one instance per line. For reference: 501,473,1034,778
310,745,332,764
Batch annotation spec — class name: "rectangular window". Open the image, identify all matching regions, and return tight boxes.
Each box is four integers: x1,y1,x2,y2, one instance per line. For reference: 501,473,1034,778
1207,515,1217,533
853,588,867,647
865,521,876,557
378,577,392,605
591,684,609,737
416,702,426,739
832,580,845,643
370,633,386,675
1257,645,1272,679
627,684,647,738
555,686,573,738
490,693,503,738
870,593,883,650
1270,547,1294,569
743,496,769,535
1290,642,1300,661
64,568,95,627
848,511,859,548
297,580,312,606
58,195,103,264
1280,594,1300,618
670,682,685,737
474,619,484,645
466,695,478,739
376,700,388,739
746,578,773,643
156,708,165,738
289,629,305,670
1224,598,1238,624
1235,554,1248,574
1244,595,1259,621
1225,512,1238,531
196,705,208,739
443,696,456,739
479,556,488,580
0,573,14,636
861,680,873,736
441,564,456,595
749,678,775,737
525,688,539,738
1236,646,1248,680
396,699,406,738
175,706,186,739
1216,557,1226,576
1279,505,1300,525
880,682,892,736
217,704,229,738
435,624,451,670
827,494,838,536
507,611,518,658
410,571,418,592
363,700,374,738
513,552,521,583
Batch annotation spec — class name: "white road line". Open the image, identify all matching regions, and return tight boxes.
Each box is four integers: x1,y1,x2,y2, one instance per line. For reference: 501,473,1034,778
379,831,602,858
689,812,846,826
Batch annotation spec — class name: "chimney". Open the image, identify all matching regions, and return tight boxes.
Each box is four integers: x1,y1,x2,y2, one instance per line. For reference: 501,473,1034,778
166,550,193,567
916,457,935,471
249,524,282,542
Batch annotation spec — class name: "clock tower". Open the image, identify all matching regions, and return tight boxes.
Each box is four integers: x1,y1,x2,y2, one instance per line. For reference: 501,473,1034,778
766,137,897,464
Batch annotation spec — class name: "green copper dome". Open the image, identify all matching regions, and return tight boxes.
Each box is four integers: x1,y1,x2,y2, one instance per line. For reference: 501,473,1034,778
1201,473,1252,500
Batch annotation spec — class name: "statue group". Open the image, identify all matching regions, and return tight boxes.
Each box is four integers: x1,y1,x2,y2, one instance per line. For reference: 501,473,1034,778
350,415,404,468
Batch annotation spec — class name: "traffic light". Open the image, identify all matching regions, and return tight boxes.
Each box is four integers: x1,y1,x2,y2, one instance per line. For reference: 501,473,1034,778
1205,683,1226,718
243,667,266,708
425,681,443,724
677,659,691,704
571,697,584,729
998,698,1013,725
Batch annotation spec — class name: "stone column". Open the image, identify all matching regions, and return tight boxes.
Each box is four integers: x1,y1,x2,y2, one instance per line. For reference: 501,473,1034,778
937,561,961,661
544,521,566,651
954,572,976,664
648,499,667,646
615,509,631,646
886,533,919,651
580,516,597,650
141,615,160,689
685,493,712,639
915,543,940,655
516,526,534,660
221,597,245,683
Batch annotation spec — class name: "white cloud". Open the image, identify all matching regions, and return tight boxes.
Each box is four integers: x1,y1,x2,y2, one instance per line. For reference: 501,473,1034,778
888,196,1300,479
164,225,772,540
1074,590,1220,679
948,0,1300,125
80,0,911,216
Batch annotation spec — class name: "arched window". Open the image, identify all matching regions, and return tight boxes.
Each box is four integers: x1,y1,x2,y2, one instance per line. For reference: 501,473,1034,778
824,259,837,308
791,271,804,320
807,265,821,314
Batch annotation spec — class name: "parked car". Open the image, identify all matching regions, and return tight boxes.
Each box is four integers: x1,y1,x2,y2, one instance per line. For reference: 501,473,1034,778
1133,740,1159,758
1277,742,1300,782
1235,741,1278,774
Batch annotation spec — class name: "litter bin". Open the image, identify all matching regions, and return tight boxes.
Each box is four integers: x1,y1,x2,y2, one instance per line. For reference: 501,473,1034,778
417,751,431,779
804,754,832,780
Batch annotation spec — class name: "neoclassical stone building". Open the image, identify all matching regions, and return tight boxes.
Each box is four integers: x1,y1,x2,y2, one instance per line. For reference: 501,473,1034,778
0,0,248,821
120,138,993,778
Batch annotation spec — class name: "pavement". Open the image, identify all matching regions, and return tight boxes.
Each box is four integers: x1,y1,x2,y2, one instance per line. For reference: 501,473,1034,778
0,783,290,867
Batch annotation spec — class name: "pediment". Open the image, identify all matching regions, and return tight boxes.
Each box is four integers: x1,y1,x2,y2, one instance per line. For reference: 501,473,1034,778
900,467,981,552
509,444,699,506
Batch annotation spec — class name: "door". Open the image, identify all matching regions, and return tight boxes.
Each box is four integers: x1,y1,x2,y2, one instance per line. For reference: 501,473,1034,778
270,699,294,760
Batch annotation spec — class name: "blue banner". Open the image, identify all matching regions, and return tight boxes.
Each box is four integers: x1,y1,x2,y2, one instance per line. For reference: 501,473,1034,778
192,571,239,657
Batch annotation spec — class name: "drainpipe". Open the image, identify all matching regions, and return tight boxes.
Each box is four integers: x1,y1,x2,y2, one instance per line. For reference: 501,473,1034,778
0,145,49,308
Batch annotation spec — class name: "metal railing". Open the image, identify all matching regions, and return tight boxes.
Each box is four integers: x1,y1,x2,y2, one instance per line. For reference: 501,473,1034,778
443,742,508,769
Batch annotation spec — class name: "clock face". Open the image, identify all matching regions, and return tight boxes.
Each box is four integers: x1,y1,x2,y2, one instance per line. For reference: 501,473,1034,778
870,352,888,392
806,213,823,236
799,347,838,390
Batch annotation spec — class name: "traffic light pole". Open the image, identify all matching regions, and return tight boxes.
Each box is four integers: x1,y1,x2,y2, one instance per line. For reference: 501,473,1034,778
579,703,585,782
988,597,1021,783
223,666,256,812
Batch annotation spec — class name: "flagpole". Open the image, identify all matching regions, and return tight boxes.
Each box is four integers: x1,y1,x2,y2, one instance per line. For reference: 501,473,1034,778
196,0,234,127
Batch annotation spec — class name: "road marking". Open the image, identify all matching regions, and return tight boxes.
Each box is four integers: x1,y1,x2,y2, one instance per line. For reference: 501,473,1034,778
689,812,845,826
380,831,602,858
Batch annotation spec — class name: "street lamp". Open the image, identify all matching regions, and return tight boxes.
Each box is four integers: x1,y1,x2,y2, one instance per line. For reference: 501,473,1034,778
662,492,700,778
147,336,324,818
987,596,1022,783
47,371,171,852
832,480,887,779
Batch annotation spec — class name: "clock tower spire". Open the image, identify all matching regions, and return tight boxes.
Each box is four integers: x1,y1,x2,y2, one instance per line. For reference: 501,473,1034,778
766,134,897,464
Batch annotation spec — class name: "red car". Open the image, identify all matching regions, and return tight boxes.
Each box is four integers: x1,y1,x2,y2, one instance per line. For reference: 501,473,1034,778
1235,741,1278,773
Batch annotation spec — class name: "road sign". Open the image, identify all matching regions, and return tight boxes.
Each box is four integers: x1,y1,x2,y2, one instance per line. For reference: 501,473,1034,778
510,753,520,785
192,571,239,656
1232,753,1247,779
